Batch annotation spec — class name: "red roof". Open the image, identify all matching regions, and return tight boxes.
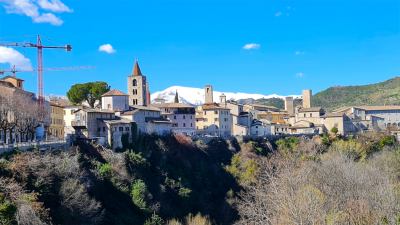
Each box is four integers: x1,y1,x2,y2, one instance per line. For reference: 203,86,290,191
102,89,128,97
133,60,142,76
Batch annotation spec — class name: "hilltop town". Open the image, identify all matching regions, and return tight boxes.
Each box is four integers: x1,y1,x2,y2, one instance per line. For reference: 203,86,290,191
1,62,400,225
1,60,400,151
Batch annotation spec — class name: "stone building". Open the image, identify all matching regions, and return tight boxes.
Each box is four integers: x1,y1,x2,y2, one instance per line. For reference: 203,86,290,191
334,106,400,131
226,101,251,136
302,89,312,108
283,90,355,135
127,61,150,106
153,91,196,136
120,105,171,135
285,96,295,115
49,101,65,140
101,89,129,111
196,85,232,137
0,74,48,143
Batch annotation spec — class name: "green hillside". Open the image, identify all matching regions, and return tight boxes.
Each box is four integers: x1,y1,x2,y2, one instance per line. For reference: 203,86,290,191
312,77,400,111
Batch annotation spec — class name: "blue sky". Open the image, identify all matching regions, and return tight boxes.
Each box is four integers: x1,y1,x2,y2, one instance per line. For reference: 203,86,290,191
0,0,399,96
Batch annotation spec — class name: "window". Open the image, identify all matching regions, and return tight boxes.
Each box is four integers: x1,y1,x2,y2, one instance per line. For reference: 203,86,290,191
133,79,137,86
214,111,218,114
97,128,101,132
183,123,186,127
126,127,130,131
119,127,123,131
191,123,193,127
107,104,111,109
214,118,218,122
183,115,186,119
310,113,312,117
174,115,176,119
204,111,207,115
304,113,306,117
103,127,106,132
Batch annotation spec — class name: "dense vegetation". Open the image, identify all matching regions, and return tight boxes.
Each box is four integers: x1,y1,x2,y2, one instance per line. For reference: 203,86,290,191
239,97,302,110
313,76,400,111
0,132,399,225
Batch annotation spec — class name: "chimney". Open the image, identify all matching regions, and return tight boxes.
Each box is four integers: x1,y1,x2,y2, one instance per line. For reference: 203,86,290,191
302,89,312,108
205,85,213,104
285,96,294,115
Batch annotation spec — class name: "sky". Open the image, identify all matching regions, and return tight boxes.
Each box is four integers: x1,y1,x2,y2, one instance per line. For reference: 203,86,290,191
0,0,399,97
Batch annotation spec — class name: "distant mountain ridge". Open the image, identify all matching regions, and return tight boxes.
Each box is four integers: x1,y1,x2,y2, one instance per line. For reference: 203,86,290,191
151,86,300,105
313,77,400,111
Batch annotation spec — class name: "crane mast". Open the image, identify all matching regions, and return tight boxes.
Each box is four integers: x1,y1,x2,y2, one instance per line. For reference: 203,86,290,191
0,35,72,109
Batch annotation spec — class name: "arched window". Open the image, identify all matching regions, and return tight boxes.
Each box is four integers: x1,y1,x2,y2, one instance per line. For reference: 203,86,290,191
133,79,137,86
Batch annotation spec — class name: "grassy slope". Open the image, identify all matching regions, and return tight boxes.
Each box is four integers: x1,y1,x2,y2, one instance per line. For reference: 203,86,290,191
312,77,400,111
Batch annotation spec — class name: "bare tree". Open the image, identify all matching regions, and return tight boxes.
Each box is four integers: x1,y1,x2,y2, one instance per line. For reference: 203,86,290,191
235,150,400,225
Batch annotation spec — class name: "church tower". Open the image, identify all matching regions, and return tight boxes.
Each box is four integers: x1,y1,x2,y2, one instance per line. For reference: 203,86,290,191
174,90,180,103
204,85,213,104
128,60,149,106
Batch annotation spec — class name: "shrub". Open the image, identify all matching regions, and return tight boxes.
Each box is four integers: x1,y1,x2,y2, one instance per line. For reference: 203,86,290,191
321,134,331,146
97,163,112,178
0,193,17,225
276,137,300,156
126,151,147,167
167,213,212,225
185,213,212,225
144,213,163,225
225,154,258,185
378,135,396,149
330,127,339,135
178,187,192,199
131,179,148,210
329,139,364,160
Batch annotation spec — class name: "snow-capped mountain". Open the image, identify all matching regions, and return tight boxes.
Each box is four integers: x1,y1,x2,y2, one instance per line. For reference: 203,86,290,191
151,86,301,105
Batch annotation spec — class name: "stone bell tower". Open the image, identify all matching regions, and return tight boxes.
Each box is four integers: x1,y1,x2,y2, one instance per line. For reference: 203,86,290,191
128,60,149,106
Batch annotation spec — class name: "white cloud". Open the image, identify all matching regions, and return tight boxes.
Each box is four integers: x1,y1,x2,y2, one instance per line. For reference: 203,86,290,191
37,0,72,13
295,51,305,55
0,0,71,25
296,72,304,78
33,12,63,25
0,46,33,70
98,44,116,54
243,43,261,50
275,11,282,17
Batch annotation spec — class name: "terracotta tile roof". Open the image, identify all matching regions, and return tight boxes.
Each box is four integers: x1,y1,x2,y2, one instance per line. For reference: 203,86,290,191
334,105,400,112
102,89,128,97
298,107,323,112
202,103,229,110
322,113,344,118
50,98,72,107
355,105,400,111
121,105,161,115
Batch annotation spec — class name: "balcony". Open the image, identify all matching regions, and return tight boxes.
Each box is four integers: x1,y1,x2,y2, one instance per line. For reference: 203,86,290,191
71,120,87,129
